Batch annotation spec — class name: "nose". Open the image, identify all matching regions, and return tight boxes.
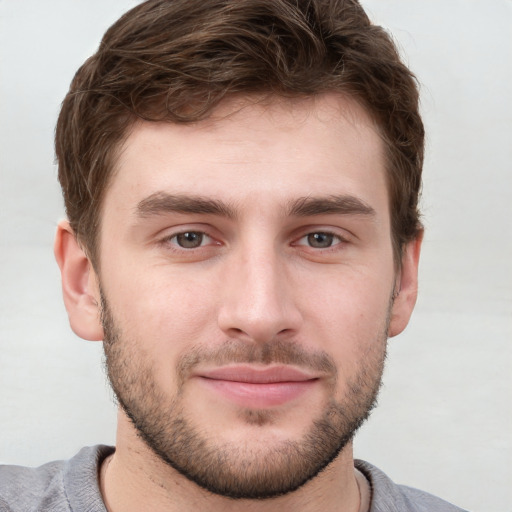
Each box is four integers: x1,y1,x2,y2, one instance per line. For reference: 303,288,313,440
217,248,303,344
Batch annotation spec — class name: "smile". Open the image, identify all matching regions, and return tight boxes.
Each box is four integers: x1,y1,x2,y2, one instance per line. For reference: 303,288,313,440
196,365,319,408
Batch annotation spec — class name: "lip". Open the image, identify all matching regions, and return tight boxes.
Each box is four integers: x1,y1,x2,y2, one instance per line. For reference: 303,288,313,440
199,365,317,383
195,365,319,408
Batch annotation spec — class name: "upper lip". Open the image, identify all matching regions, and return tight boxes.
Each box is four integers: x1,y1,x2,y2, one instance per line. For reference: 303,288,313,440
196,365,318,384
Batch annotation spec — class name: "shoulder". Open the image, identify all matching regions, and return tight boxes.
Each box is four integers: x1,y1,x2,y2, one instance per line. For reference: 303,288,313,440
355,460,469,512
0,458,66,512
0,445,113,512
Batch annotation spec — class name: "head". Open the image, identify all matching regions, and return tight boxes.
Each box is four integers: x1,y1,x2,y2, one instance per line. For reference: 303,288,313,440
54,0,424,501
56,0,424,269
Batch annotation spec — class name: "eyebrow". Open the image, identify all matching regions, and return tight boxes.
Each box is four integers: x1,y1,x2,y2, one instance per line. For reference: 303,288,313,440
135,191,375,220
287,195,376,217
136,192,237,219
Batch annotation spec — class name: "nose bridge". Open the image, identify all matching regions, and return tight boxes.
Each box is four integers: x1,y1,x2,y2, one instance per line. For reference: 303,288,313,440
218,237,300,342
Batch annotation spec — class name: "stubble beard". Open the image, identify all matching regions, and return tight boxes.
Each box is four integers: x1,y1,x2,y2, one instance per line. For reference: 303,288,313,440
101,292,388,500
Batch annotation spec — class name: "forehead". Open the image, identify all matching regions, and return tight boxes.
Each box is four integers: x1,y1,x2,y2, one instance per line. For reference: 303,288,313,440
107,93,387,217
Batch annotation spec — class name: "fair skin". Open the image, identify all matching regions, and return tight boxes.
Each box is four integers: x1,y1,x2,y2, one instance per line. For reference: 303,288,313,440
55,94,421,512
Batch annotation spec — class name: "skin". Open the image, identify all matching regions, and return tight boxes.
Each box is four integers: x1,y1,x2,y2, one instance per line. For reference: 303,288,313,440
55,93,421,512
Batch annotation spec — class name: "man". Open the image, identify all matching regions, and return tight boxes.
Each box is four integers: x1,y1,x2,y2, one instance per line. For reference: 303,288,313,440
0,1,466,511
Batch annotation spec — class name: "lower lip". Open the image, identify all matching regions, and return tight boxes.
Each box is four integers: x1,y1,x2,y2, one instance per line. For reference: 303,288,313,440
198,378,317,408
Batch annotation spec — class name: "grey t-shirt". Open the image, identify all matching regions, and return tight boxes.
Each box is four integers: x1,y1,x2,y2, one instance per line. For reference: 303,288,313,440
0,446,468,511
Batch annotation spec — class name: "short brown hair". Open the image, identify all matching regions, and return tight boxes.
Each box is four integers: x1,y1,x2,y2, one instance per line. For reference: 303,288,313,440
56,0,424,266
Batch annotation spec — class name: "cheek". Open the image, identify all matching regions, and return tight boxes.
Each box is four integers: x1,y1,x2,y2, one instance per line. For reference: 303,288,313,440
102,263,219,354
299,265,392,365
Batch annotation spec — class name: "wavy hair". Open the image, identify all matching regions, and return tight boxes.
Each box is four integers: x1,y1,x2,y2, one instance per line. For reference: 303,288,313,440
56,0,424,266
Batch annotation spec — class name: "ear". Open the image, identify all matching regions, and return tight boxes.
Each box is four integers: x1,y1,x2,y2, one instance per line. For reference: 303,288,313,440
54,220,104,341
388,231,423,338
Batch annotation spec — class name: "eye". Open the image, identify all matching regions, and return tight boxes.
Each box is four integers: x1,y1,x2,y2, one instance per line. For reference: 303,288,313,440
170,231,211,249
296,232,343,249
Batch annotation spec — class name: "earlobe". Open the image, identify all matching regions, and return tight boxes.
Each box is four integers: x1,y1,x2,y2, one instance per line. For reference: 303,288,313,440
54,220,104,341
388,232,423,338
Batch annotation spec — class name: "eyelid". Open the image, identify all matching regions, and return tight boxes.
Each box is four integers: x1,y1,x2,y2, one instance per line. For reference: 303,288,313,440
292,225,350,242
157,226,221,251
293,231,346,247
170,231,212,247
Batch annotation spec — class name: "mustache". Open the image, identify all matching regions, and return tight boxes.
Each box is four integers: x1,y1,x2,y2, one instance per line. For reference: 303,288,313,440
176,339,337,384
99,288,337,385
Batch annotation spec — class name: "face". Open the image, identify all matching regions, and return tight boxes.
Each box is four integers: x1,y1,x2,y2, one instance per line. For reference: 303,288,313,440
93,94,410,498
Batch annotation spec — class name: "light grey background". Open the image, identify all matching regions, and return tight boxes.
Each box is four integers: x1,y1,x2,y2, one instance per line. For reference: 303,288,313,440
0,2,511,511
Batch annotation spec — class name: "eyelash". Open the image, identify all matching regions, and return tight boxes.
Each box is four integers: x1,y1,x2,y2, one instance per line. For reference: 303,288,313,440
160,229,347,253
293,231,346,250
162,230,217,251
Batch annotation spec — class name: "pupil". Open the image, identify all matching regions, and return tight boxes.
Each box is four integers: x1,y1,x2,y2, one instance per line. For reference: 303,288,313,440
308,233,333,248
177,232,203,248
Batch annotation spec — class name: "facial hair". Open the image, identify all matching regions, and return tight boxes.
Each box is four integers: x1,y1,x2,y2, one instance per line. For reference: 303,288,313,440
101,290,388,500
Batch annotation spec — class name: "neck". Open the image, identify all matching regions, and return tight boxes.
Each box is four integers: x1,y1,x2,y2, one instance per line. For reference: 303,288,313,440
101,412,362,512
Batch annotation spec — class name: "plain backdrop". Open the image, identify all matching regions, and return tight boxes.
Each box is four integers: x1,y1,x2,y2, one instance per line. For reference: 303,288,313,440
0,2,511,511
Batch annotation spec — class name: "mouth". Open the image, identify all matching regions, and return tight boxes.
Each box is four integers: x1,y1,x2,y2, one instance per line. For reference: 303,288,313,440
195,365,319,408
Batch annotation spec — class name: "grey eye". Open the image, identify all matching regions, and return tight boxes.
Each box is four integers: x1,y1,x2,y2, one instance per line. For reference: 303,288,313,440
307,233,335,248
175,232,204,248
